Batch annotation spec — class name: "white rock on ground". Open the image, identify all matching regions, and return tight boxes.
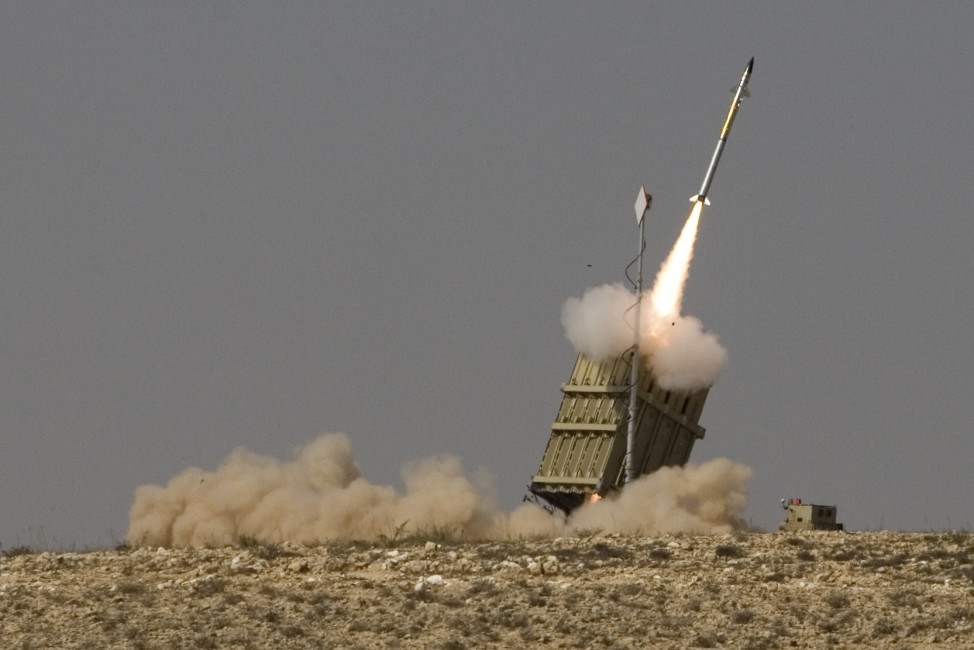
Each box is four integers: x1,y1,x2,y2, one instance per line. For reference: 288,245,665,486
1,532,973,648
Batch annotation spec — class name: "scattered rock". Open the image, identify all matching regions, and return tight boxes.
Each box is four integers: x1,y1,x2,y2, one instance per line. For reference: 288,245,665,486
402,560,428,574
2,532,972,648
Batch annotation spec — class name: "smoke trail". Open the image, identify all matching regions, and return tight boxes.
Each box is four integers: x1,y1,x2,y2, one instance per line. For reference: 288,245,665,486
650,201,702,320
127,433,751,546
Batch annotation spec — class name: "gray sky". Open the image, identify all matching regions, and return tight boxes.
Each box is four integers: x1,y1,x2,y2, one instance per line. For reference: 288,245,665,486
2,2,973,548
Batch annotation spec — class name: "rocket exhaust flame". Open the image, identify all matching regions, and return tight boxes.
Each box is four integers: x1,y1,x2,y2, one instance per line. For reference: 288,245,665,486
649,201,703,321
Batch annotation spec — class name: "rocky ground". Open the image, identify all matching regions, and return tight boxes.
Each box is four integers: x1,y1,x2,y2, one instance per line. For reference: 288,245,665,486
2,531,974,649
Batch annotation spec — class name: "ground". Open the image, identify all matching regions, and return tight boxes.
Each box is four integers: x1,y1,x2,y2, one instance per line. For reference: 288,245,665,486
2,531,974,648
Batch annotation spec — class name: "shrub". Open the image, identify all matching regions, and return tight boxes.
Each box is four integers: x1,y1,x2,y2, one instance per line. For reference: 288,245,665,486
825,592,849,609
917,549,950,561
649,548,672,561
888,590,920,608
466,580,498,597
527,590,546,607
618,583,643,596
117,581,148,596
819,619,839,633
731,609,754,625
237,535,295,561
864,553,908,568
946,531,969,545
399,526,459,546
742,636,774,650
307,591,330,605
715,545,741,558
653,588,669,607
439,595,463,610
731,610,754,624
1,546,34,557
495,608,529,628
551,548,580,561
702,579,721,595
829,548,858,561
873,618,897,637
192,577,226,597
592,543,631,560
519,627,538,643
948,607,972,622
222,592,243,606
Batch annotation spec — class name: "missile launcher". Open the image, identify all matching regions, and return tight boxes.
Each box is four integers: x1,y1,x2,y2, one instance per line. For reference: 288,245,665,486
528,352,709,513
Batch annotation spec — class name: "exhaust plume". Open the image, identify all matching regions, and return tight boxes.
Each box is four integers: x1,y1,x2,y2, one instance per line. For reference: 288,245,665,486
127,433,751,547
650,201,702,320
560,200,726,389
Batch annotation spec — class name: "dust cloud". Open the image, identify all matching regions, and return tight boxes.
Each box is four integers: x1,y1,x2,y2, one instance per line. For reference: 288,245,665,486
567,459,751,535
127,433,751,547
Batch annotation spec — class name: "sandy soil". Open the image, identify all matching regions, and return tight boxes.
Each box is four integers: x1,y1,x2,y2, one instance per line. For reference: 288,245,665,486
3,531,974,649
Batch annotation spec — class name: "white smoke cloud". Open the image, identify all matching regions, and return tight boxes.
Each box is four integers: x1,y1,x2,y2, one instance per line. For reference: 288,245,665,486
560,283,727,390
644,315,728,390
560,283,635,361
127,433,752,547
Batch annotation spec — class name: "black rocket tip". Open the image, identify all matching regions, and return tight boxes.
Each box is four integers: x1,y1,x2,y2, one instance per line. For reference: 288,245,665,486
747,57,754,72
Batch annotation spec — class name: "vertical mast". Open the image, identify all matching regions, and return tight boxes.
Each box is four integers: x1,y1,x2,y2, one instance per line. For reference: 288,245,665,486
627,187,651,485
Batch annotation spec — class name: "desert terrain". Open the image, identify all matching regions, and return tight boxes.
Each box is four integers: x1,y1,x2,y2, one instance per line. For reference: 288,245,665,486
2,531,974,649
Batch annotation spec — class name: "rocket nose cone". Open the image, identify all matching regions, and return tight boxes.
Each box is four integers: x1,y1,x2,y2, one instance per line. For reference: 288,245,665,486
746,57,754,73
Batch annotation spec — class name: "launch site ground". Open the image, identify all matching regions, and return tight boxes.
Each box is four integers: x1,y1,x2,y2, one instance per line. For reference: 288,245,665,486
3,531,974,648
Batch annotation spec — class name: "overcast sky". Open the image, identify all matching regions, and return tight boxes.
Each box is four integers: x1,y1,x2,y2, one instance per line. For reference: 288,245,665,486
2,3,973,549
